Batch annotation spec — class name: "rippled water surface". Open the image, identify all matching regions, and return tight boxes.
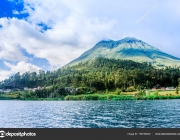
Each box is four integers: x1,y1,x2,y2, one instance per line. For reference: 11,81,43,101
0,100,180,128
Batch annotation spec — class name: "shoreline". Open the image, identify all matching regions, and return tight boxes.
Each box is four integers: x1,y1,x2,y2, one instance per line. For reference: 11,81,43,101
1,94,180,101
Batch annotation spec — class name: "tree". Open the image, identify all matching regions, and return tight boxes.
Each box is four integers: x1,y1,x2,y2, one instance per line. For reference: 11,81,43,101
17,92,21,99
175,86,179,94
154,90,159,96
30,91,36,97
137,90,146,96
115,88,121,95
105,89,109,94
0,57,180,98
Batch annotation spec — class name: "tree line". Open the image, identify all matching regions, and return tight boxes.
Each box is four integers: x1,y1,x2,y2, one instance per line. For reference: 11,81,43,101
0,57,180,94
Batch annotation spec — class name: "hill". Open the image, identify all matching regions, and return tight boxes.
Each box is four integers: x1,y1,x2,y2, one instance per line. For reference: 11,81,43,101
67,37,180,67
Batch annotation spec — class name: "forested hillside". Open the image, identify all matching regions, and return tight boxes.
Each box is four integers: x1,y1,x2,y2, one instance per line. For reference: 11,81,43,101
1,57,180,92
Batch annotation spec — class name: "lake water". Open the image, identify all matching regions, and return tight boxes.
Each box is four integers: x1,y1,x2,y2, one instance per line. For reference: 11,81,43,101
0,100,180,128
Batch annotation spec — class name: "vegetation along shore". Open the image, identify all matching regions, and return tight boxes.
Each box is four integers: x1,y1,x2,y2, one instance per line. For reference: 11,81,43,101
0,87,180,101
0,58,180,101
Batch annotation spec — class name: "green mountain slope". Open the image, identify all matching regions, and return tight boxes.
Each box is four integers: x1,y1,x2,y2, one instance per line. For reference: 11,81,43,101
67,37,180,67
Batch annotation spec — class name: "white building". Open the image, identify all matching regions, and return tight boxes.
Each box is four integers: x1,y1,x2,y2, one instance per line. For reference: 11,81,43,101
166,87,174,90
3,89,12,93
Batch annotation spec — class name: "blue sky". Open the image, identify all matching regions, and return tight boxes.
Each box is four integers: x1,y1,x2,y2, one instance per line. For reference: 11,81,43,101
0,0,180,80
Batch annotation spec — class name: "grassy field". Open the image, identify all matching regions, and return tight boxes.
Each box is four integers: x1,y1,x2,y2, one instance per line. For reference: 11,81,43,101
156,90,178,96
0,90,179,100
119,90,178,96
0,91,29,100
0,92,19,99
64,90,180,100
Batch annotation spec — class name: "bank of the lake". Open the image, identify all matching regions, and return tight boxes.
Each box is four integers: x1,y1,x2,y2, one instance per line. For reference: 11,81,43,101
0,97,64,101
1,93,180,101
64,90,180,100
64,94,180,100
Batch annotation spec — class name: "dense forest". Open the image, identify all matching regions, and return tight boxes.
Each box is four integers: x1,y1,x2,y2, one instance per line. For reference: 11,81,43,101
0,57,180,97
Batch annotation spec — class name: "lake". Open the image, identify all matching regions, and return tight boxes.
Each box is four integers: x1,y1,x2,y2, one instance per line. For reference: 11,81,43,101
0,100,180,128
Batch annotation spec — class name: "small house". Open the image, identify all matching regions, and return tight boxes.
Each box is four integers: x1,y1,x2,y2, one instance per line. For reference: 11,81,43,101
32,88,38,92
24,87,28,91
3,89,12,93
166,87,174,90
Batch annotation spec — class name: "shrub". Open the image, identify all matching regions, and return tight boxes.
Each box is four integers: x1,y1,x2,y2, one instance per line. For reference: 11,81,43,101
81,96,87,100
90,88,97,93
105,89,109,94
16,92,21,99
77,88,83,94
115,88,122,95
106,95,113,100
137,90,146,96
137,85,144,91
90,95,98,100
64,96,69,100
126,86,136,92
154,90,159,96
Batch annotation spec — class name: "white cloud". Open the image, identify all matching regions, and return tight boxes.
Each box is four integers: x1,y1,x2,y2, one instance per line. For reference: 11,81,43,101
4,61,41,74
0,0,180,81
0,18,29,62
0,70,13,81
0,61,41,81
12,10,20,15
0,2,119,67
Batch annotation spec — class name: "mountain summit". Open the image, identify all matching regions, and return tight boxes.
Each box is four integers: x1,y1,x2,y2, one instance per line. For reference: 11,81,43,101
68,37,180,67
